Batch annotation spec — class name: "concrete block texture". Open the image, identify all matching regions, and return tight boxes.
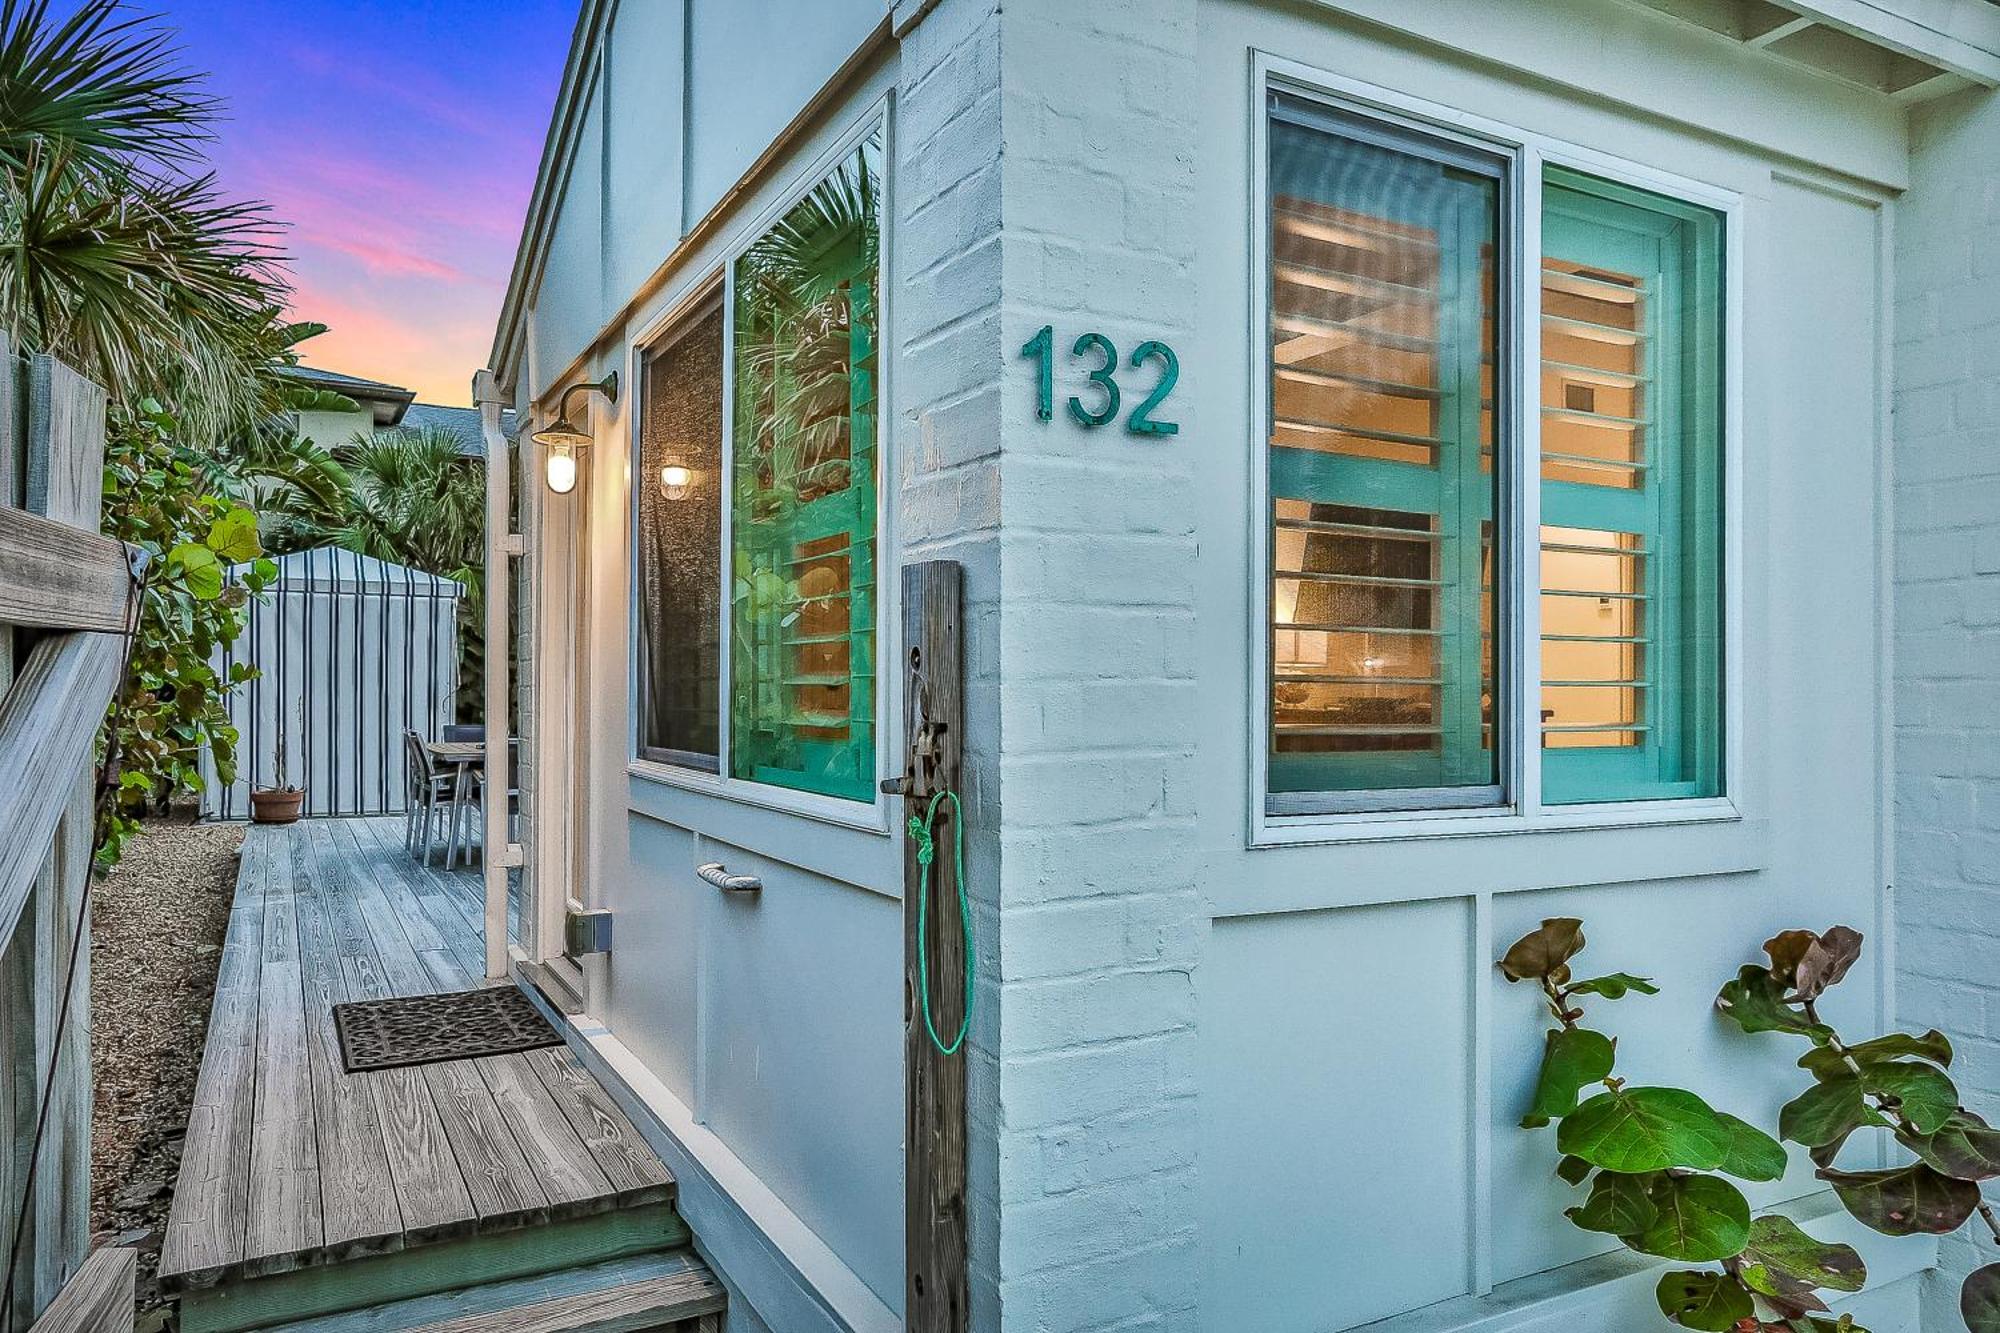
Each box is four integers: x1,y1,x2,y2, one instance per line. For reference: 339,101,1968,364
1892,84,2000,1329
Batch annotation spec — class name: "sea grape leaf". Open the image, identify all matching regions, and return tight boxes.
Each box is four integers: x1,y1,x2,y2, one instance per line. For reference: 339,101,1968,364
1765,930,1819,986
169,542,222,601
1558,1087,1734,1173
1897,1111,2000,1181
1820,1162,1981,1236
1740,1214,1866,1296
1799,1030,1953,1080
1555,1154,1594,1186
1716,965,1832,1041
1860,1061,1958,1134
1622,1173,1752,1263
206,506,262,562
1655,1270,1753,1331
1566,1170,1658,1236
1500,918,1586,982
1780,1078,1885,1148
1566,972,1660,1000
1714,1112,1788,1182
1964,1263,2000,1333
1793,927,1864,1002
1523,1028,1616,1129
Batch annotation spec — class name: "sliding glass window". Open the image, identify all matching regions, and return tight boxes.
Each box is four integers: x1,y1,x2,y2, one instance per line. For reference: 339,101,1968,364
728,127,883,803
1266,95,1506,812
1539,168,1723,803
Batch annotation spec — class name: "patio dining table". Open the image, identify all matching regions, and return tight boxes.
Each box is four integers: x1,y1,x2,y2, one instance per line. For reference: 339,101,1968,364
424,738,485,868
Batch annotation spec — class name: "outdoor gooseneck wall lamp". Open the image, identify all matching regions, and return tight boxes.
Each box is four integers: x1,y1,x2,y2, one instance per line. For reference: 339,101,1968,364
532,371,619,495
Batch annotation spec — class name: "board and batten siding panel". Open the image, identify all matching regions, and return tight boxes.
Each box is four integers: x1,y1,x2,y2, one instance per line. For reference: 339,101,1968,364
1172,2,1895,1327
531,89,607,401
603,0,686,305
1202,899,1476,1331
681,0,884,228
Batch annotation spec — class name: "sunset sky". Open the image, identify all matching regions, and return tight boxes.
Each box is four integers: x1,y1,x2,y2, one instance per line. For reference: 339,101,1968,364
160,1,576,405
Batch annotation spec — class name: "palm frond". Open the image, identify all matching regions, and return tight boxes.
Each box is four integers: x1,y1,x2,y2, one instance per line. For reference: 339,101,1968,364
0,0,215,172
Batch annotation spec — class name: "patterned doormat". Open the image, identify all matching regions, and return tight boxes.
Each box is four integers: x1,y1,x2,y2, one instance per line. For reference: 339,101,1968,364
332,986,563,1073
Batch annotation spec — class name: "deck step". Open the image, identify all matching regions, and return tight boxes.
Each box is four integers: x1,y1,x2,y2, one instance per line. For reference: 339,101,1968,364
260,1251,725,1332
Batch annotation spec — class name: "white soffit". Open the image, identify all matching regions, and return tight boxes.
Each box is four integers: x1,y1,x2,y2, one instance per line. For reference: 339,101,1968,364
1636,0,2000,96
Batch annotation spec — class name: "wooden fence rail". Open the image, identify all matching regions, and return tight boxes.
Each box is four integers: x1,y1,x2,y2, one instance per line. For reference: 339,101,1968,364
0,336,129,1330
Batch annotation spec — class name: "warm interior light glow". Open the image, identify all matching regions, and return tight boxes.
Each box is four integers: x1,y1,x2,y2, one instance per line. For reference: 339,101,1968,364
545,446,577,495
660,463,692,500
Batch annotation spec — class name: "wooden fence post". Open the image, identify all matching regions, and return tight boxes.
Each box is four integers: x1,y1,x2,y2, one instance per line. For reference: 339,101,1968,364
0,348,110,1325
895,560,967,1333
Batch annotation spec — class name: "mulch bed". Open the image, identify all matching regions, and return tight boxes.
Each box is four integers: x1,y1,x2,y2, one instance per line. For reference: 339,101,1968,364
89,813,242,1330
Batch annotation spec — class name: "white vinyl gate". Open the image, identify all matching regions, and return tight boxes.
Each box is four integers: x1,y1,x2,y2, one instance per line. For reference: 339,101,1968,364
201,546,465,819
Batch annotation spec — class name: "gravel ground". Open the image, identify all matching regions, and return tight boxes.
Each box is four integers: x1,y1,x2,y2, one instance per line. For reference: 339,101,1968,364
89,813,242,1327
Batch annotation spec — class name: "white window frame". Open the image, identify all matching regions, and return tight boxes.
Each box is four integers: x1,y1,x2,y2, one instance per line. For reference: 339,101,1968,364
625,99,896,835
1247,54,1744,849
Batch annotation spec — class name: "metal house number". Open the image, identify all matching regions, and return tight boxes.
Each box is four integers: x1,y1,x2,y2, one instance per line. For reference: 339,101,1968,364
1019,325,1180,437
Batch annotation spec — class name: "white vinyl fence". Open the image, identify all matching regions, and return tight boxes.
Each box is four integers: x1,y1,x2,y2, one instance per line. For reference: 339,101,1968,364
201,546,464,819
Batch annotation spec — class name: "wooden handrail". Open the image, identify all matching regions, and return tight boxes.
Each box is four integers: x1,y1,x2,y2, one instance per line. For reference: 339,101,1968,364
26,1247,134,1333
0,508,132,634
0,631,126,950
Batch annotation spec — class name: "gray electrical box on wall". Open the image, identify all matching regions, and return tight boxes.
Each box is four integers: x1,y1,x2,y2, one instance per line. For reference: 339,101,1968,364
564,908,613,957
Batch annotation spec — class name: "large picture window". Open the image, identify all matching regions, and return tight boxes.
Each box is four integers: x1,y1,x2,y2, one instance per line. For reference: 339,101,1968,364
1262,88,1727,820
728,127,883,803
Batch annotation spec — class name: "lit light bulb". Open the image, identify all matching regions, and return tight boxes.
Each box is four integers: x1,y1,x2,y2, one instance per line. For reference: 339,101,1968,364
660,463,692,500
545,446,577,495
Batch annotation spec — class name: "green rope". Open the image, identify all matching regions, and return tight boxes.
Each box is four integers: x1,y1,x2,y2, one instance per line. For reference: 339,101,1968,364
909,788,973,1057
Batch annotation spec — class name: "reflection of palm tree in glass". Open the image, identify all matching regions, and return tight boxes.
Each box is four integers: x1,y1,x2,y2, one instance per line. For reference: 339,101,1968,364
732,135,880,791
736,147,880,515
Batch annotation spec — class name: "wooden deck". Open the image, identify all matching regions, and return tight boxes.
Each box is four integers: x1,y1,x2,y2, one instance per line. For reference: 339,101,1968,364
159,818,708,1330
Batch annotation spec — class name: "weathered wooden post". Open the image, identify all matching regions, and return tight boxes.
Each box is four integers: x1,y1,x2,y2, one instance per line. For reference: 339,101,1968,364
889,560,968,1333
0,343,123,1326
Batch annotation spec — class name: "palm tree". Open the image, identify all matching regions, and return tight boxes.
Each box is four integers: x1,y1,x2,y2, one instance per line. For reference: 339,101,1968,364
0,0,288,441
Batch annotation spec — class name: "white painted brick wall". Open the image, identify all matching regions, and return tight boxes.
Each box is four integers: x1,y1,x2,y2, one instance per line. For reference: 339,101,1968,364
1892,83,2000,1329
993,0,1204,1328
895,2,1007,1325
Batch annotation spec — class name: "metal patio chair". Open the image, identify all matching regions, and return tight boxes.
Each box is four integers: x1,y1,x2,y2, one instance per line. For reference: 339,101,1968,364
403,730,455,866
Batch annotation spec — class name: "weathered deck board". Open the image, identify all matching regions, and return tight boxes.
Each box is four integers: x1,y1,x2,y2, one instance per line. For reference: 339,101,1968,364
159,835,271,1279
290,833,401,1253
246,832,323,1260
161,818,677,1296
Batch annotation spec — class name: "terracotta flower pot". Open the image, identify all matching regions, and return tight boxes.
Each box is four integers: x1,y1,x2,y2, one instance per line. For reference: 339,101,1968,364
250,788,305,824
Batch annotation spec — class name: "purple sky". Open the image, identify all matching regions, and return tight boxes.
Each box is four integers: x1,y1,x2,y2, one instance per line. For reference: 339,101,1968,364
155,1,576,405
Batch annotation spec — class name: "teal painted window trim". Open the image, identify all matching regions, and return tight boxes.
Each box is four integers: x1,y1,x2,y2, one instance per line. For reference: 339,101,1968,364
1539,167,1724,805
728,128,883,804
1265,96,1505,801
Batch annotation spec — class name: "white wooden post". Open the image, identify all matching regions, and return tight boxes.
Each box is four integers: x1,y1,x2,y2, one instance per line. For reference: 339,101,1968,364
475,369,521,979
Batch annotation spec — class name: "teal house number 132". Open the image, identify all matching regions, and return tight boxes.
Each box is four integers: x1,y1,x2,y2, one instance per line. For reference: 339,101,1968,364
1020,325,1180,437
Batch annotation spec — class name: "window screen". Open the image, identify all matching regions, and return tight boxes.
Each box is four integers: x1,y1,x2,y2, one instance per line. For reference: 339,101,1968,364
728,127,883,802
637,303,725,770
1266,95,1506,810
1539,167,1723,803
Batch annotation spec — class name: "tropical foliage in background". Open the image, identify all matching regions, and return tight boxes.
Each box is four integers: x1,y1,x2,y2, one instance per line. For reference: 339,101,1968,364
0,0,321,864
249,425,491,718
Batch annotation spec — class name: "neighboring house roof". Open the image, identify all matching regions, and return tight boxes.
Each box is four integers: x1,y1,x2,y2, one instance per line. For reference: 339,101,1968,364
280,364,417,427
387,402,519,458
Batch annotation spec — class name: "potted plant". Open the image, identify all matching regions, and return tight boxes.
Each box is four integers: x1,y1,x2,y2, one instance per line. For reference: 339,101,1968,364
251,702,305,823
